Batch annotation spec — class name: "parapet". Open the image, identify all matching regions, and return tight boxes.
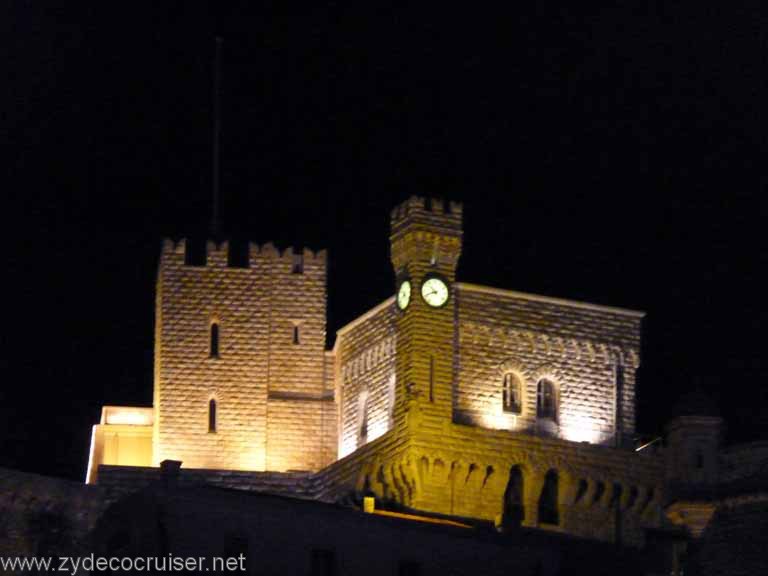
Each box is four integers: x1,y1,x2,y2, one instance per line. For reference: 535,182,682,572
260,243,328,274
390,196,463,238
100,406,154,426
160,238,327,272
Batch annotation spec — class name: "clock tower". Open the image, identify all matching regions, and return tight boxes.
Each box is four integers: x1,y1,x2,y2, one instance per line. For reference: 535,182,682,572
390,196,463,438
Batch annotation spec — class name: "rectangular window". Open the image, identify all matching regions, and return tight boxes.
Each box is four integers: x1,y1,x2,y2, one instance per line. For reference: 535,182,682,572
208,399,217,433
502,373,521,413
537,380,556,420
429,356,434,403
293,325,300,345
210,323,220,358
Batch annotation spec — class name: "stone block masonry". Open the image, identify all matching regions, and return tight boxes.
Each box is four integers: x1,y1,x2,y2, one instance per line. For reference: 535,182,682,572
89,195,675,550
154,239,336,472
454,284,642,445
334,298,398,458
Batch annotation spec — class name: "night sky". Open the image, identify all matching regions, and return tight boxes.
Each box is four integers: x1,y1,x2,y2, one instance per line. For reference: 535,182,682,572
4,2,768,481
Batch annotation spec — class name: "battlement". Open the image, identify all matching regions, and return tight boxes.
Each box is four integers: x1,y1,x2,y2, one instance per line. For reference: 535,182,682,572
160,238,327,271
390,196,463,238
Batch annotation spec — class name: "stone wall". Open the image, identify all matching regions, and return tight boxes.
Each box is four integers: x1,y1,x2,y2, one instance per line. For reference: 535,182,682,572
318,196,658,546
155,239,335,473
334,298,398,458
336,420,666,546
454,284,642,445
87,422,153,484
266,392,336,472
93,482,559,576
91,196,662,550
0,468,111,566
97,464,315,498
411,422,664,546
720,440,768,483
692,495,768,575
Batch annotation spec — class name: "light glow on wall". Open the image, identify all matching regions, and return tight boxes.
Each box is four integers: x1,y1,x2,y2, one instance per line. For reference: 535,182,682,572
476,412,517,431
85,425,98,484
339,438,356,459
366,419,388,443
561,414,601,444
339,418,388,460
102,406,154,426
461,394,520,431
237,447,265,472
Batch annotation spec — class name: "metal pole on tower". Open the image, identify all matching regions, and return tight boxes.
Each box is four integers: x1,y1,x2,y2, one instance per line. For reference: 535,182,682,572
211,36,223,238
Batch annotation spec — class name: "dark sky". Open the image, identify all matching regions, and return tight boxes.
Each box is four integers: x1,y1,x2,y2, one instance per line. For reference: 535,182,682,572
4,2,768,481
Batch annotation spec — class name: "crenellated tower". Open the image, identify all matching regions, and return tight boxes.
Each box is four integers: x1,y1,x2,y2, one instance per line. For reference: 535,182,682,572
389,196,463,435
153,239,336,472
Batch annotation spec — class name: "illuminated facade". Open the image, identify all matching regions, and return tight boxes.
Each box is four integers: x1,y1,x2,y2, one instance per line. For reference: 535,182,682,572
89,196,735,547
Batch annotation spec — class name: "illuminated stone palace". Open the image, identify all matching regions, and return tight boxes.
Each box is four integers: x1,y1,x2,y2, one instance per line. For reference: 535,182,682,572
86,196,754,549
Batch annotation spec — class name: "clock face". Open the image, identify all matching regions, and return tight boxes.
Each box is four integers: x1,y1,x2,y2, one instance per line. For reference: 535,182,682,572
421,276,449,307
397,280,412,310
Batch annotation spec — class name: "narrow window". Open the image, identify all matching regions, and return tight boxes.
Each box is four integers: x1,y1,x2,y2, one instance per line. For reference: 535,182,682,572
503,373,522,413
695,450,704,469
536,379,556,420
210,323,220,358
428,356,434,403
293,325,300,345
208,399,217,433
538,469,559,525
310,549,335,576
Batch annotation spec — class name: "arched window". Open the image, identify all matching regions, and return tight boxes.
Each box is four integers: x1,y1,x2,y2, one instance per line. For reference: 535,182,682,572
293,325,300,345
538,469,559,525
503,465,525,528
210,323,220,357
536,379,556,420
502,373,522,413
208,399,217,433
